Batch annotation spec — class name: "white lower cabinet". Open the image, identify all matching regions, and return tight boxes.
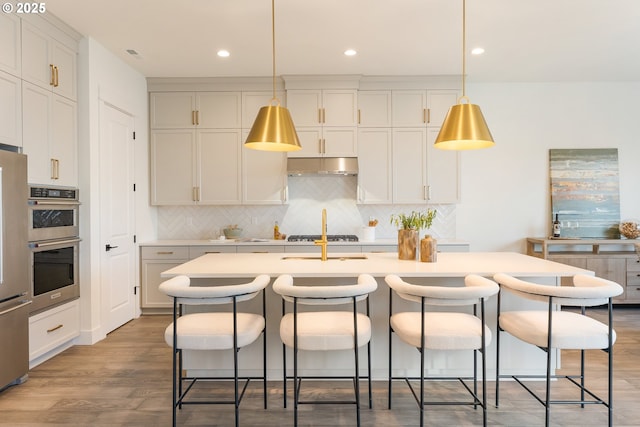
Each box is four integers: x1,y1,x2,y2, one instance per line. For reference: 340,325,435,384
140,246,189,311
29,299,80,367
0,70,21,147
357,128,392,204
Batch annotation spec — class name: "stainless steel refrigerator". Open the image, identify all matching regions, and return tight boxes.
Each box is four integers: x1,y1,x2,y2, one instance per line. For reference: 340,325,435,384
0,148,30,391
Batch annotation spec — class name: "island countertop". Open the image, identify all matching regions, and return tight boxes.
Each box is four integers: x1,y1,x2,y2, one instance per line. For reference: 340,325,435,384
161,251,592,279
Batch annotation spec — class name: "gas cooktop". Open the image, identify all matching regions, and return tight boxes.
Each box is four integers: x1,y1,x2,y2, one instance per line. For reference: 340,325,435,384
287,234,359,242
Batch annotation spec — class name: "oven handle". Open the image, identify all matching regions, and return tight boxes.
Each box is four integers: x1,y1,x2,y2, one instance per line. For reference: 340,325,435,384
0,300,32,316
28,200,80,206
29,238,81,248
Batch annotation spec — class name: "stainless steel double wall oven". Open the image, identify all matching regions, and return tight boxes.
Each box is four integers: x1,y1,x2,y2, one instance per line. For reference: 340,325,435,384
28,186,80,314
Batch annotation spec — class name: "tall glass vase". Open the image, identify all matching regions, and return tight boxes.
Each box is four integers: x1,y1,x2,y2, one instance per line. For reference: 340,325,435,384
397,229,418,260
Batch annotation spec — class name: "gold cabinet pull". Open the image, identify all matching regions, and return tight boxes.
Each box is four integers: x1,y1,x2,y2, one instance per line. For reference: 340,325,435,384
357,109,361,124
423,108,427,123
54,66,59,87
426,108,431,124
156,251,174,255
318,108,322,124
195,110,200,125
47,324,64,333
322,108,326,123
192,111,196,125
49,64,55,86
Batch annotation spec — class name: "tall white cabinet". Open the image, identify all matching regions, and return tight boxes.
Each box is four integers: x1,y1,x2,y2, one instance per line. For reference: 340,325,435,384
357,88,460,204
19,16,78,187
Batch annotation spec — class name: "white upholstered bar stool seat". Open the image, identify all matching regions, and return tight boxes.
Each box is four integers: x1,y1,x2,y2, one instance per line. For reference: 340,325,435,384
385,274,499,427
273,274,378,427
159,274,270,427
494,273,623,427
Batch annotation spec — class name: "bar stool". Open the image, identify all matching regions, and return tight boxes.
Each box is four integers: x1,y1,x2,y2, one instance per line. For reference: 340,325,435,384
159,274,270,427
272,274,378,427
494,273,623,427
385,274,499,427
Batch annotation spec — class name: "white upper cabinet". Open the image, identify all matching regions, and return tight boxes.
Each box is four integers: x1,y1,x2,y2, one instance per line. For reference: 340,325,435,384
150,129,196,205
392,90,428,127
149,92,195,129
21,21,76,101
197,129,242,204
0,13,21,77
392,90,458,128
426,90,458,127
287,89,358,127
0,71,22,147
22,82,77,187
286,89,358,158
357,91,392,127
150,91,241,129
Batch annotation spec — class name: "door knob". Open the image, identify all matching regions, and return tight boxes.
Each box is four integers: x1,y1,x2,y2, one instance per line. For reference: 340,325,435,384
105,244,119,251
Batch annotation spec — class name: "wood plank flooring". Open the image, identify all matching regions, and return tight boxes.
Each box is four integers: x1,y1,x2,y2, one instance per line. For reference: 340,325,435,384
1,307,639,426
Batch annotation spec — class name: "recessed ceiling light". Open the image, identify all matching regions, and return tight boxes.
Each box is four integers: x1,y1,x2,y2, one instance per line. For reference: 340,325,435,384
344,49,357,56
217,50,230,58
471,47,485,55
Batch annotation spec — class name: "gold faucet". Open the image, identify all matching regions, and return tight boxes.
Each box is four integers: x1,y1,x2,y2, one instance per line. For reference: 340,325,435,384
314,208,328,261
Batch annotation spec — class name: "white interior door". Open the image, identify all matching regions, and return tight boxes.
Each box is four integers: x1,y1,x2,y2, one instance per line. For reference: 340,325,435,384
100,102,136,333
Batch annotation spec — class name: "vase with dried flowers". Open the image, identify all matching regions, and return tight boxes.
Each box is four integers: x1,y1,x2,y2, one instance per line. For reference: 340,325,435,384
390,209,437,260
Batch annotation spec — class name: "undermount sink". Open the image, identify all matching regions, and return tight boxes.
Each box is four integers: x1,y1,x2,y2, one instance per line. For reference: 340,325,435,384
281,255,368,261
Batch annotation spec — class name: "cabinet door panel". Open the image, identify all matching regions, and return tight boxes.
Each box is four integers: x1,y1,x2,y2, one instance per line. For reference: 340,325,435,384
0,13,21,76
322,90,357,126
392,91,427,127
197,92,241,128
0,71,21,147
357,128,392,204
51,42,76,100
149,92,196,129
22,82,52,184
150,130,196,205
393,128,427,203
198,129,241,204
323,127,357,157
243,141,286,204
51,95,77,187
21,22,51,90
586,258,626,286
427,90,457,127
426,128,459,203
286,90,322,126
242,91,285,128
358,91,392,127
287,128,322,157
141,261,181,308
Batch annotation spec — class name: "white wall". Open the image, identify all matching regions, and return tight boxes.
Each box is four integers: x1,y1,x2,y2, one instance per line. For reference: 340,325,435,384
77,37,151,344
459,82,640,251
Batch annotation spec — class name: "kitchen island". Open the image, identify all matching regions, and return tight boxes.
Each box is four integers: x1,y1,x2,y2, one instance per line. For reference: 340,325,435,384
161,252,592,380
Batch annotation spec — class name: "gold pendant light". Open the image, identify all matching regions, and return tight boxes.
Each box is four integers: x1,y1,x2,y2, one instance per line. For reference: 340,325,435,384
244,0,301,152
435,0,494,150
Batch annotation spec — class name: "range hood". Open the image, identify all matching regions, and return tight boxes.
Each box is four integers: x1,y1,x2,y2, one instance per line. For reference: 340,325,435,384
287,157,358,176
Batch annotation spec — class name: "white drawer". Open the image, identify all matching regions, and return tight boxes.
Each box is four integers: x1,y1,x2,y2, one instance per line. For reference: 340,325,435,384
29,299,80,361
141,246,190,260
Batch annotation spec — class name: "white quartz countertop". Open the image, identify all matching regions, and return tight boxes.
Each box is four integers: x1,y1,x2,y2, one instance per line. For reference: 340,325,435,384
161,251,592,279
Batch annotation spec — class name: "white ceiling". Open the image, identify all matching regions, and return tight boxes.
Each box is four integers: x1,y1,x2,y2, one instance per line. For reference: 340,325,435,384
44,0,640,82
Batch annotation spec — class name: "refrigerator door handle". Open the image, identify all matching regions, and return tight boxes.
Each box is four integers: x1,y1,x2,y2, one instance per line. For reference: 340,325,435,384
0,300,32,316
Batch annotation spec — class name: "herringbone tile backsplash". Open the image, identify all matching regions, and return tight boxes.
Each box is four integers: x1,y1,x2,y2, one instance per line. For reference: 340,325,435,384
157,176,456,240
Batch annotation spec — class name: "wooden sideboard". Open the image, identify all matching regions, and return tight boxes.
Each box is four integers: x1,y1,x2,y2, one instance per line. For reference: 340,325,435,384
526,238,640,303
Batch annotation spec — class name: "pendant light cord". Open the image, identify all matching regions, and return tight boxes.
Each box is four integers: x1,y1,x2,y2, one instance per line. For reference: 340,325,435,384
462,0,466,98
271,0,277,101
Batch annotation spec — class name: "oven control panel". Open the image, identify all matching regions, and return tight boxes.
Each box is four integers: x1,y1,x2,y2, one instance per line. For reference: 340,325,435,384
29,186,78,200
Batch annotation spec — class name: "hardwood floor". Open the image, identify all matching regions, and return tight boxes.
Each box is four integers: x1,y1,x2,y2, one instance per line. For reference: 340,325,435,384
1,307,639,426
